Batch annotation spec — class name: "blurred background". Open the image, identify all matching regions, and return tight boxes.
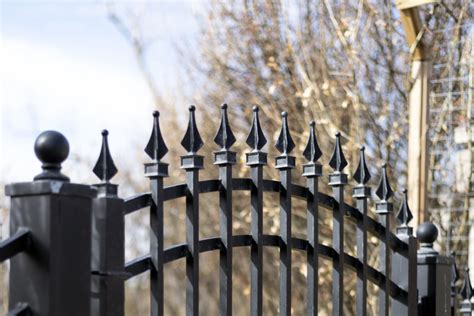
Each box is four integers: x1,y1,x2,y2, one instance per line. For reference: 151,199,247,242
0,0,472,315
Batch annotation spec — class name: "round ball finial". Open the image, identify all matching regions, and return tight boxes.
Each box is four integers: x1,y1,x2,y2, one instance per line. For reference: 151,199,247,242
34,130,69,165
189,105,196,111
281,111,287,117
153,110,159,117
335,131,341,137
309,120,315,127
221,103,228,109
33,130,70,181
252,105,259,112
417,222,439,244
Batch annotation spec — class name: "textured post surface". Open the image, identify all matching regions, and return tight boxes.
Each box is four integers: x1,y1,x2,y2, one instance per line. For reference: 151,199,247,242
246,106,267,316
328,132,347,316
6,131,95,316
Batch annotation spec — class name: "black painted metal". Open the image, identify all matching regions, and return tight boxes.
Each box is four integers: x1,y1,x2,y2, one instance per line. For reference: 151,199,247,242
181,106,203,316
91,131,125,316
353,147,370,316
303,121,322,316
214,104,236,316
328,132,347,316
246,106,266,316
376,163,393,316
2,105,461,316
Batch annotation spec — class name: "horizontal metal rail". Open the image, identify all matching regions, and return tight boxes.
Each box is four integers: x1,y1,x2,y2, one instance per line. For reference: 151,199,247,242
0,228,30,262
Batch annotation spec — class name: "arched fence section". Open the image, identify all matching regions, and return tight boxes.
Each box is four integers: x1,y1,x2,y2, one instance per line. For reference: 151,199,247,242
0,105,469,316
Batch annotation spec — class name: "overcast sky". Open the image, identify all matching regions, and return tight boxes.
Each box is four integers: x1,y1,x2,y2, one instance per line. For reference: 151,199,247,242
1,1,202,183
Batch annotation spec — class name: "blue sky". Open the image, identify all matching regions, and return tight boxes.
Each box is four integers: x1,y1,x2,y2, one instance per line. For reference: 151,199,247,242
1,1,202,182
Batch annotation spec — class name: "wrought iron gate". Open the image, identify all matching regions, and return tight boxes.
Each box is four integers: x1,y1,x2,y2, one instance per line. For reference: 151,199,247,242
0,105,471,315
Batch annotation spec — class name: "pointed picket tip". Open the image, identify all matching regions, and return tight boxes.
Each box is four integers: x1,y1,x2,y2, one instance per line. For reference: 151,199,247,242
461,267,473,300
396,189,413,227
329,132,347,172
303,121,322,163
275,111,295,155
145,111,168,161
93,129,118,182
375,163,393,201
214,103,236,150
246,105,267,151
353,146,371,185
181,105,204,154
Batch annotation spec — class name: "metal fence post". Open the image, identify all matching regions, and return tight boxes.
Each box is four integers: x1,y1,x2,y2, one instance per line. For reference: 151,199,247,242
459,267,473,315
90,130,125,316
417,221,453,315
5,131,95,316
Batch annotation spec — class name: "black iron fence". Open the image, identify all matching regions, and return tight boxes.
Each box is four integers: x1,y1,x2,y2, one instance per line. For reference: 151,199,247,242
0,105,472,315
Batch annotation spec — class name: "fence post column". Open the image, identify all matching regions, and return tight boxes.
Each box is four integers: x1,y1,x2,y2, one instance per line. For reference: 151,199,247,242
417,221,453,315
90,130,125,316
6,131,95,316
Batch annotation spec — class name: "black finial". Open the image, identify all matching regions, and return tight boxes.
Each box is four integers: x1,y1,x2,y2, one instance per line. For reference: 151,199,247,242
275,111,295,155
396,189,413,226
93,130,118,183
214,103,236,150
303,121,322,162
329,132,347,172
375,163,393,201
145,111,168,161
34,130,70,181
461,268,473,300
246,106,267,151
353,146,371,185
181,105,203,154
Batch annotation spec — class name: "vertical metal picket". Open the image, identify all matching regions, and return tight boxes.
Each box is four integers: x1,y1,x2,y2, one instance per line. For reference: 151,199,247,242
144,111,169,316
391,189,417,316
352,147,371,316
213,104,237,316
451,252,459,316
181,106,204,316
91,130,125,316
275,112,295,316
328,132,348,316
302,121,322,316
245,106,267,316
375,164,393,316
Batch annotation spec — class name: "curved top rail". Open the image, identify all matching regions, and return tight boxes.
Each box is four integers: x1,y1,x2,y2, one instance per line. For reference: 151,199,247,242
124,234,408,303
123,178,408,253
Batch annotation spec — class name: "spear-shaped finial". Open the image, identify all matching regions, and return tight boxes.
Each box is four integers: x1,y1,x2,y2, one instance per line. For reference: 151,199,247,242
214,104,236,150
93,129,118,183
246,106,267,151
353,146,371,185
145,111,168,161
329,132,347,172
396,189,413,226
181,105,204,154
375,163,393,201
461,268,473,301
275,111,295,155
303,121,322,163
